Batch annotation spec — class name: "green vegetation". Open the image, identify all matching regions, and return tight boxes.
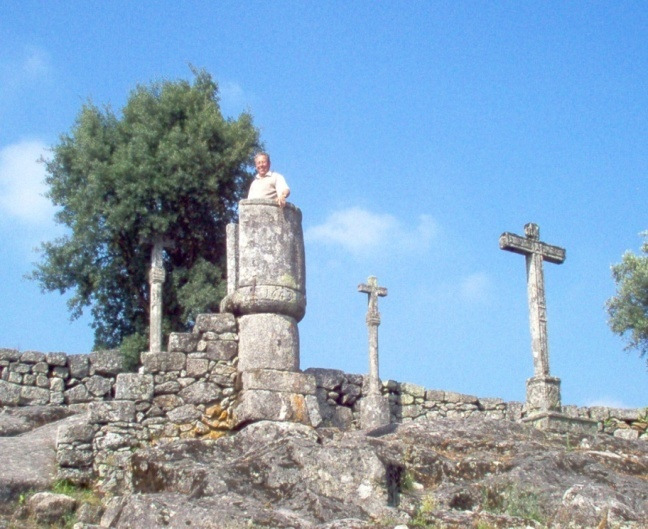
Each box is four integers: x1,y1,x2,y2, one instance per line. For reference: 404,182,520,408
474,522,497,529
606,232,648,367
400,470,415,492
409,494,438,528
481,483,545,524
50,479,101,506
31,68,261,358
8,480,101,528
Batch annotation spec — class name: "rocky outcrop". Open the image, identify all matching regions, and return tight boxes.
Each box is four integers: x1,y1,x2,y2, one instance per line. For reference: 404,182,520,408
1,409,647,528
0,408,80,506
100,418,648,529
0,405,75,436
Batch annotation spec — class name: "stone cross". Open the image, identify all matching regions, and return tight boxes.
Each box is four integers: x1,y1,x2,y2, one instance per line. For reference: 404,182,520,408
499,223,565,377
358,276,387,396
148,237,173,353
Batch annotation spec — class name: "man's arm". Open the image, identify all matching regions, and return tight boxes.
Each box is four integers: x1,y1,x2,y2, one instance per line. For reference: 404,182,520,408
275,173,290,207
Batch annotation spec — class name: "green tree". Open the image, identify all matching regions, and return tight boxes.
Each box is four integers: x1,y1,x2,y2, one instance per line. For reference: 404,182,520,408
31,69,260,352
606,232,648,366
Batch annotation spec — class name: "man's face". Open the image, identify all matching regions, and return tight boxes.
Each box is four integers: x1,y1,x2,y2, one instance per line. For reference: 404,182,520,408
255,155,270,176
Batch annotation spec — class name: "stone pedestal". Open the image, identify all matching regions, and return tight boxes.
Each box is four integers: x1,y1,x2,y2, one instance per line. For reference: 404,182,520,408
524,375,597,433
526,375,561,414
222,200,316,427
237,314,300,372
235,370,321,427
522,411,598,434
220,200,306,321
361,392,390,430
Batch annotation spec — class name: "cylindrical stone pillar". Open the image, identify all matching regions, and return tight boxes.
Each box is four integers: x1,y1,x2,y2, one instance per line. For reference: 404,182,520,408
221,199,306,322
149,267,165,353
238,313,300,372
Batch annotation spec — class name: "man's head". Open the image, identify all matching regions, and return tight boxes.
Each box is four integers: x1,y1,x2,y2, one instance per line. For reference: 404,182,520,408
254,152,271,176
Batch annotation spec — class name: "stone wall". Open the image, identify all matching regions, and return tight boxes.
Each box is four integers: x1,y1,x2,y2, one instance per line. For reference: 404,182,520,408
66,314,238,492
0,348,127,407
1,316,646,492
306,368,648,441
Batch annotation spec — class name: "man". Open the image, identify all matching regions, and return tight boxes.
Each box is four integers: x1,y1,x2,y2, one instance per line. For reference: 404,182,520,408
247,152,290,207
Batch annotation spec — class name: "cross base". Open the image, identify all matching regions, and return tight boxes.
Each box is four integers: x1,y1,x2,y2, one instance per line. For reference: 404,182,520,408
360,392,390,430
526,375,562,414
233,371,321,428
522,411,598,434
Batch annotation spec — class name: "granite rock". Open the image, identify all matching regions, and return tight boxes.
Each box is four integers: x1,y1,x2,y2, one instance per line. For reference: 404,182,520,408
105,417,647,528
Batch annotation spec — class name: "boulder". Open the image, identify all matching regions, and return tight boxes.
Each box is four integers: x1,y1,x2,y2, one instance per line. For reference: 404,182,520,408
27,491,76,523
0,414,81,503
0,405,75,436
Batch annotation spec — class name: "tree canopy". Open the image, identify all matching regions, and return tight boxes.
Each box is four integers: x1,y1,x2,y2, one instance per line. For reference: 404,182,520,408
32,70,260,352
606,232,648,366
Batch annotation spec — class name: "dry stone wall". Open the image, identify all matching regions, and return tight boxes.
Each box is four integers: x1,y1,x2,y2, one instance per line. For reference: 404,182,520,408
84,314,238,493
306,368,647,441
0,348,126,407
1,315,647,492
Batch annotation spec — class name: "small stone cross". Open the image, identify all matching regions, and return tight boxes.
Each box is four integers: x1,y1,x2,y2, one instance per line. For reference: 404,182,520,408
358,276,388,326
358,276,388,396
499,223,565,377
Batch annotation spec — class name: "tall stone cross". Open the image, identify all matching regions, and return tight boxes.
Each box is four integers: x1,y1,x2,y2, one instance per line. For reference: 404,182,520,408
358,276,387,396
499,223,565,377
149,237,174,354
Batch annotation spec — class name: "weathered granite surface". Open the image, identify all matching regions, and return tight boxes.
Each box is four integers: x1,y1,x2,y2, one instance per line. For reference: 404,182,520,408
0,410,82,506
1,400,647,528
0,405,74,436
99,418,648,528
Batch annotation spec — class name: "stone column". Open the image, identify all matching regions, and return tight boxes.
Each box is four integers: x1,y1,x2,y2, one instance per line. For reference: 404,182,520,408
148,242,166,354
221,199,319,427
226,223,238,295
358,276,390,429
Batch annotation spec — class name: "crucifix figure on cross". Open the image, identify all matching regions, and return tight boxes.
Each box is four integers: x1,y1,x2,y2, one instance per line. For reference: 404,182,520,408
499,223,565,378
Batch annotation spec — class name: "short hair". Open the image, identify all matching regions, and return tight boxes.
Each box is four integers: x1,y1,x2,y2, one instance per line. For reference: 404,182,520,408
254,152,271,163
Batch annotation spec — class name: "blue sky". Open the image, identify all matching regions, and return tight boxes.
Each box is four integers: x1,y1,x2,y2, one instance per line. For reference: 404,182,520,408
1,2,646,408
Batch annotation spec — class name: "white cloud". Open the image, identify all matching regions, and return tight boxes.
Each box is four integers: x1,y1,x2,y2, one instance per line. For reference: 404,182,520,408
0,140,55,226
586,398,634,410
305,207,438,256
459,272,493,303
1,46,52,98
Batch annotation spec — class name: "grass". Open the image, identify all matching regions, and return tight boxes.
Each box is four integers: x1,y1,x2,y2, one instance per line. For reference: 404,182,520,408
481,483,545,524
474,522,497,529
408,493,439,528
51,479,102,506
6,480,103,529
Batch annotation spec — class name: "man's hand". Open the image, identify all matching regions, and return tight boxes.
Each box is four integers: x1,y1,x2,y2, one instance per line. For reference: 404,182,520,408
277,190,289,208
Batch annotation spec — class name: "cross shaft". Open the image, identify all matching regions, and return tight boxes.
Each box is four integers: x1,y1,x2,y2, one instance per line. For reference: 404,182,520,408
499,223,565,377
358,276,387,396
